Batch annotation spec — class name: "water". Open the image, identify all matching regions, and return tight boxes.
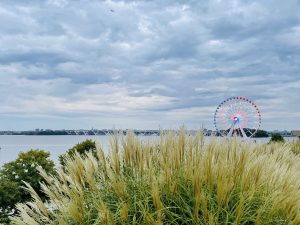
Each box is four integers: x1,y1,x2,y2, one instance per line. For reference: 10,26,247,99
0,135,298,167
0,135,110,167
0,135,159,167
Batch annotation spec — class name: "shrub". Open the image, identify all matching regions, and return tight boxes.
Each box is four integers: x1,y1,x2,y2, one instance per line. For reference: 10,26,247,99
270,133,284,143
0,150,55,223
12,131,300,224
59,139,96,166
0,178,20,224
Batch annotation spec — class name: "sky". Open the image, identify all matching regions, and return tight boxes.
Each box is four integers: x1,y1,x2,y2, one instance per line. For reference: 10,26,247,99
0,0,299,131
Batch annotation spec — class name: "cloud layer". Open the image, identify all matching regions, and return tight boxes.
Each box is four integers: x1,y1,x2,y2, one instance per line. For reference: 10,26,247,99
0,0,300,130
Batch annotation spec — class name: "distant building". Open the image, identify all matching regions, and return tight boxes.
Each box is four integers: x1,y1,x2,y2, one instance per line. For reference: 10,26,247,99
291,130,300,138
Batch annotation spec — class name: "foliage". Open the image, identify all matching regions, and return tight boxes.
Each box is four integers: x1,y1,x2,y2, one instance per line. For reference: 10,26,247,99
254,129,269,137
0,149,55,223
26,130,69,135
270,133,285,143
12,131,300,225
0,178,20,224
59,139,96,166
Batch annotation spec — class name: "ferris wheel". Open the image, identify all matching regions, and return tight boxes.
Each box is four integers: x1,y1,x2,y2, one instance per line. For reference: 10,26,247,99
214,96,261,138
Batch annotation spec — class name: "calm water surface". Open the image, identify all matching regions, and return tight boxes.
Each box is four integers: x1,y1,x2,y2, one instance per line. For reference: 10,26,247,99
0,135,157,167
0,135,298,167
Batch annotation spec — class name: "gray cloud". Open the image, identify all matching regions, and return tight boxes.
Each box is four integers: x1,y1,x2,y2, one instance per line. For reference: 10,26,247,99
0,0,299,130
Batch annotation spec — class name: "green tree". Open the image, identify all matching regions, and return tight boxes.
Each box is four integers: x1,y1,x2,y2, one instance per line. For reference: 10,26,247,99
59,139,96,166
270,133,285,143
0,178,20,224
0,149,55,223
254,129,269,138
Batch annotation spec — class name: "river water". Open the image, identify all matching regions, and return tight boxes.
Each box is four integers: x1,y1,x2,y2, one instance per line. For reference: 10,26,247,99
0,135,298,167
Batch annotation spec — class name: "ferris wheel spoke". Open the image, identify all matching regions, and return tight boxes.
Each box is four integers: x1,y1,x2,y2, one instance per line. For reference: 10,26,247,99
227,124,235,137
239,127,248,138
245,128,254,136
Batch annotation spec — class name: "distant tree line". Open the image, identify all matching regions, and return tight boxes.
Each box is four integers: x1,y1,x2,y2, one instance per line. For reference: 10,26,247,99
24,130,69,135
253,129,269,137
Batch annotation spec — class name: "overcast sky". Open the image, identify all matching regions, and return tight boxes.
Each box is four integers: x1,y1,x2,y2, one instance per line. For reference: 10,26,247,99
0,0,299,131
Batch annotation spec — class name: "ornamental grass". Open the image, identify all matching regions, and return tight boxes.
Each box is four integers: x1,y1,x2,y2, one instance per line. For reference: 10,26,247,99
12,131,300,225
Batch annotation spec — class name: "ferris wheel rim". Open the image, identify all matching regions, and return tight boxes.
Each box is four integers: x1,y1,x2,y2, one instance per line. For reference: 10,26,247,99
213,96,261,138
